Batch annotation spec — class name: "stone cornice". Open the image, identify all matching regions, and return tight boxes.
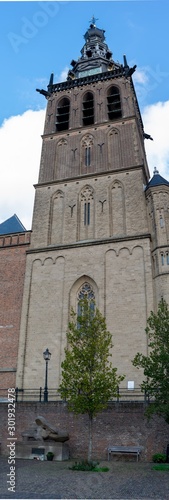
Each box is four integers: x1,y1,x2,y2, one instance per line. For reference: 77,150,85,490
34,164,145,189
27,233,151,255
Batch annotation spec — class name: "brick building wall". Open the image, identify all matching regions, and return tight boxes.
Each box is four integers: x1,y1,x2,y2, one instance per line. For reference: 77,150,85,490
0,401,169,461
0,233,31,391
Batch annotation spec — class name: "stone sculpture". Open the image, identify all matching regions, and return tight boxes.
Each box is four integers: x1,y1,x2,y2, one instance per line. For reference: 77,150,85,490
21,415,69,442
35,416,69,442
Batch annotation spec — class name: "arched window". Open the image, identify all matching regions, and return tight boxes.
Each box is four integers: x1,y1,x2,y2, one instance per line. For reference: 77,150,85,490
79,185,94,240
80,185,94,226
82,92,94,126
107,86,122,120
77,282,95,318
56,97,70,131
81,134,94,170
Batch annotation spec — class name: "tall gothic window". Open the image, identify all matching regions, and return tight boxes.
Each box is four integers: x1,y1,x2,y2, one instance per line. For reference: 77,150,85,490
84,201,90,225
81,135,93,171
82,92,94,126
107,86,122,120
85,146,91,167
81,186,93,225
77,282,95,318
56,97,70,131
79,185,94,240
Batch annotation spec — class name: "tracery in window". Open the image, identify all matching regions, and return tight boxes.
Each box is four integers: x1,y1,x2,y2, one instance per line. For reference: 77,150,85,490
107,86,122,120
81,135,93,170
79,185,94,240
77,282,95,318
81,186,93,227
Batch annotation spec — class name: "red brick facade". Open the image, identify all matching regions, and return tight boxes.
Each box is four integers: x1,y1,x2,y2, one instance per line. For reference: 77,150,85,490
0,401,169,461
0,233,31,392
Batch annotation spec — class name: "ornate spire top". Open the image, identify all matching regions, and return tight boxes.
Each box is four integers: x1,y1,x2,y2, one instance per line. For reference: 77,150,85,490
67,21,115,79
153,167,159,175
89,15,98,28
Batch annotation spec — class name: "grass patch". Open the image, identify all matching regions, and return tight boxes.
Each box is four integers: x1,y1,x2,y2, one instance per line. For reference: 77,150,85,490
152,463,169,471
69,460,109,472
93,466,109,472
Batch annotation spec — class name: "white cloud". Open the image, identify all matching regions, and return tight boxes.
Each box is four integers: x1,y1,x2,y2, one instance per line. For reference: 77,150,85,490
58,66,69,82
0,109,45,229
143,100,169,180
133,68,149,85
0,100,169,233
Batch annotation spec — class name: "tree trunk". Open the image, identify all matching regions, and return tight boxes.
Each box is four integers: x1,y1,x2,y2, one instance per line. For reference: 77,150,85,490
88,414,93,462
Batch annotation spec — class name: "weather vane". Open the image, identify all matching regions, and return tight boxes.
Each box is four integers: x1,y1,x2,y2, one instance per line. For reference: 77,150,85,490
90,15,98,27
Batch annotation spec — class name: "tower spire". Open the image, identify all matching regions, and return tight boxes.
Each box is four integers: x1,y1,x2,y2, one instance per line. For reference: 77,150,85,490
89,15,98,27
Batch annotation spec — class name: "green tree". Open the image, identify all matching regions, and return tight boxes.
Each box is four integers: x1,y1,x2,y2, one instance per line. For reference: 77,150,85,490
59,298,124,462
133,298,169,423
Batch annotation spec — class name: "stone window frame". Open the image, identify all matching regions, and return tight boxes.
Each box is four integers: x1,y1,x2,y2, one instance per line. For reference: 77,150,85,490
107,84,122,121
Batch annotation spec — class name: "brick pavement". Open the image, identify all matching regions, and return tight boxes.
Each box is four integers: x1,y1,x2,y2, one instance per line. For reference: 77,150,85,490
0,457,168,499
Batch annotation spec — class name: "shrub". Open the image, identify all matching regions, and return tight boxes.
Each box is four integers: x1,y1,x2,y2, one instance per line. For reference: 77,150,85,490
69,460,109,472
70,460,99,471
46,451,54,461
152,453,166,463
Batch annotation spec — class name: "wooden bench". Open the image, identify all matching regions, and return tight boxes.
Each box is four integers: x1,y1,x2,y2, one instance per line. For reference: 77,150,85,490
108,445,142,462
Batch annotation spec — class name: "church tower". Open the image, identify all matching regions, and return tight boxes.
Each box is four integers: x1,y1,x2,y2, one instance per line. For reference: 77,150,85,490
17,19,159,392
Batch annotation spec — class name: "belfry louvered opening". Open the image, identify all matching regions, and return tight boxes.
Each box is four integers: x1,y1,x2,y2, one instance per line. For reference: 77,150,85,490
83,92,94,126
56,98,70,131
107,86,122,120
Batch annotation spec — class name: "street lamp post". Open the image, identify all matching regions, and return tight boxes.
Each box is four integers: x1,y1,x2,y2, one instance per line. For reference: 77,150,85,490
43,348,51,402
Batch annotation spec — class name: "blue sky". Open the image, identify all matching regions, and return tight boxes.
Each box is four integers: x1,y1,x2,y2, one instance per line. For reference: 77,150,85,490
0,1,169,228
0,0,169,122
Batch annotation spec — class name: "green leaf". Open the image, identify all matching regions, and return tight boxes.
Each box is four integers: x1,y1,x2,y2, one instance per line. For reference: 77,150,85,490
132,299,169,423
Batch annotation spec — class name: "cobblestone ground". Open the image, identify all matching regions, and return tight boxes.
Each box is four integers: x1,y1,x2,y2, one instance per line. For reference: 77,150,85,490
0,457,168,499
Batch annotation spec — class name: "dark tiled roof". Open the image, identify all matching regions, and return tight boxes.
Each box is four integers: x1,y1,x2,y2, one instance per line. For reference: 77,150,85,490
146,173,169,191
0,214,26,235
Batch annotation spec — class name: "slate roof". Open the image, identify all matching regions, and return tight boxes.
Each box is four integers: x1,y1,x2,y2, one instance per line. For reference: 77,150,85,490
0,214,26,235
146,170,169,191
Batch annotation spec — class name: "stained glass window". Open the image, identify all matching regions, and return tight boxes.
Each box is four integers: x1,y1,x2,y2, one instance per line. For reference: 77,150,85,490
77,282,95,318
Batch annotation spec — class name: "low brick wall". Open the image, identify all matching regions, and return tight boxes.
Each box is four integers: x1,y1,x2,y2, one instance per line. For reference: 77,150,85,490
1,401,169,461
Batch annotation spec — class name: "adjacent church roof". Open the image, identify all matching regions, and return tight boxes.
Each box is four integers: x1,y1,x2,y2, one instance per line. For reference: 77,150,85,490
146,167,169,190
0,214,26,235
